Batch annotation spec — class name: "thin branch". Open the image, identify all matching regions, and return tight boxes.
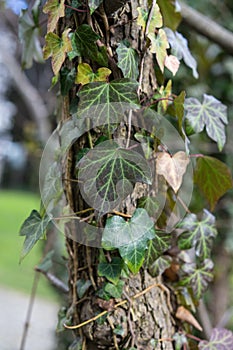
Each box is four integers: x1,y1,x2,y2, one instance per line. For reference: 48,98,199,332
19,272,40,350
180,2,233,55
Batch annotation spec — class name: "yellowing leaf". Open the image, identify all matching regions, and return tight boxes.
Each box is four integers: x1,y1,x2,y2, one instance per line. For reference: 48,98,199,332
43,28,72,75
137,5,163,33
156,151,190,193
165,54,180,76
43,0,65,33
75,63,111,85
158,79,172,113
148,29,169,72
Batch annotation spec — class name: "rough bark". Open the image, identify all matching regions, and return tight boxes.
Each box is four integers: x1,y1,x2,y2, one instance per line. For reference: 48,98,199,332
62,1,176,349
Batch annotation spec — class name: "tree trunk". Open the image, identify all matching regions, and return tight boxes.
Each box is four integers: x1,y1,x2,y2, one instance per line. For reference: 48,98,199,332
62,1,176,348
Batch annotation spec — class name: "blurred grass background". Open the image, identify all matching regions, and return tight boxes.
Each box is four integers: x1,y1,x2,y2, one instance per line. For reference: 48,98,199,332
0,190,57,300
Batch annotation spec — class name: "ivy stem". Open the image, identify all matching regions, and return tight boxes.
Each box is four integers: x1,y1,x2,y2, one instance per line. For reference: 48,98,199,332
64,282,168,330
64,4,88,13
186,333,203,342
189,153,204,158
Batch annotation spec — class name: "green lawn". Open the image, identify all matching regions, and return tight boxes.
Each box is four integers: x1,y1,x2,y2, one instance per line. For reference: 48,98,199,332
0,190,58,300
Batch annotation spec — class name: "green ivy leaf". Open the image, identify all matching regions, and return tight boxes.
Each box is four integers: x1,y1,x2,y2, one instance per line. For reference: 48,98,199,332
19,210,51,261
36,250,54,272
137,196,160,218
157,0,181,31
77,142,152,214
77,78,139,125
165,28,198,79
144,231,172,266
173,333,188,350
198,328,233,350
60,67,76,95
65,0,82,17
104,280,124,299
56,307,72,332
59,118,84,154
89,0,102,14
19,9,44,69
178,210,217,259
69,24,108,65
194,156,232,211
119,235,150,274
148,29,169,73
43,0,65,33
102,209,154,250
75,63,111,85
185,95,228,151
137,5,163,33
98,257,124,284
42,161,63,210
149,255,172,277
116,42,139,80
180,259,214,299
76,279,92,298
43,28,72,75
174,91,186,130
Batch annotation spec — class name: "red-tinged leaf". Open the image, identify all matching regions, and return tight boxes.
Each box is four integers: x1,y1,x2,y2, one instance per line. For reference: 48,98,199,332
199,328,233,349
43,0,65,33
194,156,232,211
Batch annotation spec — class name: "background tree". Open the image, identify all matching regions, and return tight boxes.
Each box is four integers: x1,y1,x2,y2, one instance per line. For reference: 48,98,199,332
11,0,233,349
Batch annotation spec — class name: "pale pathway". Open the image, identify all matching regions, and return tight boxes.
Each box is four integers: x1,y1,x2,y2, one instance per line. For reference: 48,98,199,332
0,286,58,350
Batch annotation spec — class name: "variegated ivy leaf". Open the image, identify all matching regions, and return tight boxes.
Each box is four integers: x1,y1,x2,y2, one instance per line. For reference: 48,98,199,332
178,209,217,259
43,28,72,75
76,63,111,85
43,0,65,33
19,210,51,261
88,0,102,14
194,156,232,211
144,231,172,267
137,5,163,33
19,8,44,69
149,255,172,277
199,328,233,350
180,259,214,299
77,78,139,126
184,94,228,151
116,42,139,80
77,142,152,214
148,29,169,73
69,24,108,66
102,208,154,250
164,28,198,78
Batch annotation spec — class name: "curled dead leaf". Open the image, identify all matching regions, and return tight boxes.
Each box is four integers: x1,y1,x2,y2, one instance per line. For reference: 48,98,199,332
156,151,189,193
176,306,203,332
